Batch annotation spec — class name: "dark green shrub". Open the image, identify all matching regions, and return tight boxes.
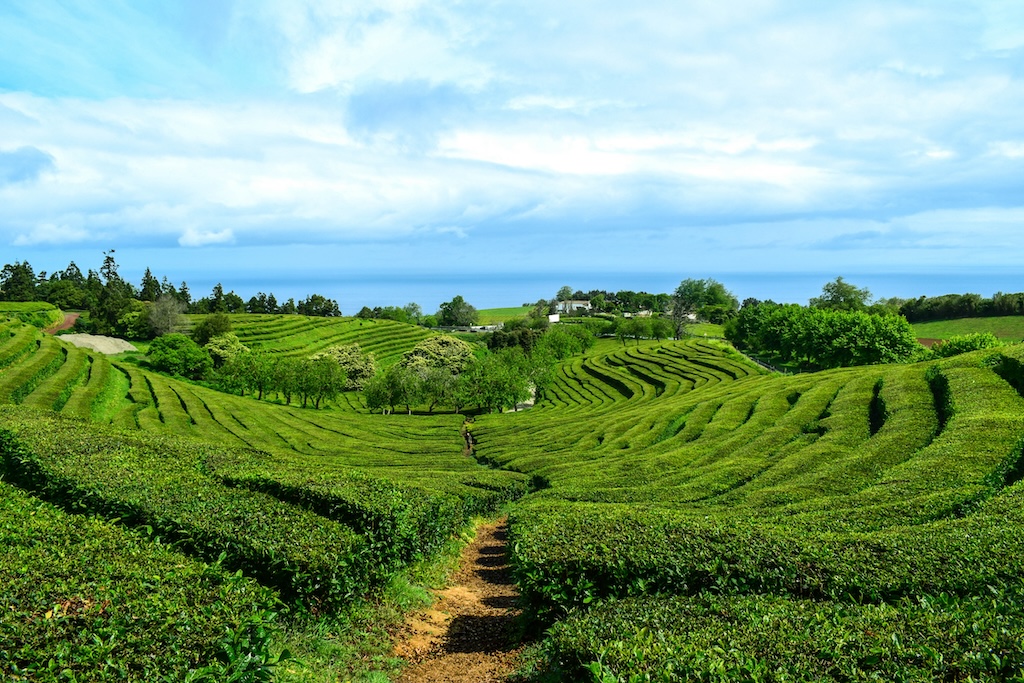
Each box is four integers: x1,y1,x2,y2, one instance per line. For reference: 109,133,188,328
147,333,212,379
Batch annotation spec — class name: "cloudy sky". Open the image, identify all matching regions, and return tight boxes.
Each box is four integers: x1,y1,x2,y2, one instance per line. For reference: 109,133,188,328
1,1,1023,309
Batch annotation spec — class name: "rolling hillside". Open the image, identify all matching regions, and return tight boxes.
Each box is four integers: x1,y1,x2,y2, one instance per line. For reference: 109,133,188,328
2,313,1023,680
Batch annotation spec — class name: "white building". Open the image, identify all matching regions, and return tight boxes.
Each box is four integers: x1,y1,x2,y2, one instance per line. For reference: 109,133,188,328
555,300,592,314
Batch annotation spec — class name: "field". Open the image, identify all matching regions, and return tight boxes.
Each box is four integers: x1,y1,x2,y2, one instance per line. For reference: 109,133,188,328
913,315,1024,340
477,306,533,324
2,312,1024,680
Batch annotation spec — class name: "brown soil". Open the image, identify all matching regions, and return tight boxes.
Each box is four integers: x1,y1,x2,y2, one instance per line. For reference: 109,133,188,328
917,338,940,348
394,519,524,682
46,312,79,333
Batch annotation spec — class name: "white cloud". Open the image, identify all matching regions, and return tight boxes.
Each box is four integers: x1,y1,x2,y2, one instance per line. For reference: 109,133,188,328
12,223,90,246
259,0,491,93
179,227,234,247
989,141,1024,158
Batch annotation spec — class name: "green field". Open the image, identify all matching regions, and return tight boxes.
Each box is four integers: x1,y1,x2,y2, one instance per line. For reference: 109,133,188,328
913,315,1024,340
477,305,533,324
2,312,1024,681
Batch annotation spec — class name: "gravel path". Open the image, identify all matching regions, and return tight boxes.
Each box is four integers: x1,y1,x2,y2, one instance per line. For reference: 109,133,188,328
394,520,523,682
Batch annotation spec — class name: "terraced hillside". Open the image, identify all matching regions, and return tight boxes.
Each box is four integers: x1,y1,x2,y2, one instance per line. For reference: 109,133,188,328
224,314,433,367
0,315,527,679
471,338,1024,680
3,313,1024,680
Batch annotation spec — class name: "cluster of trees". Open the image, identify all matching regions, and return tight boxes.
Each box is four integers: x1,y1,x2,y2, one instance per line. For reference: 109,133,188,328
365,324,596,415
551,285,671,316
548,278,741,333
0,255,344,339
899,291,1024,323
355,296,480,328
146,330,376,410
725,302,922,369
355,303,424,325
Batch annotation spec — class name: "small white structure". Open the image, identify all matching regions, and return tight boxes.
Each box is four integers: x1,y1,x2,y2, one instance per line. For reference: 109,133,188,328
555,300,592,314
548,313,561,323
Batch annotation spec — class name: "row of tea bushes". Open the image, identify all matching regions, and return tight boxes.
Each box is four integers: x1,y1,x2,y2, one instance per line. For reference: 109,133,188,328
204,447,530,566
0,406,375,612
509,487,1024,620
542,590,1024,682
0,481,283,681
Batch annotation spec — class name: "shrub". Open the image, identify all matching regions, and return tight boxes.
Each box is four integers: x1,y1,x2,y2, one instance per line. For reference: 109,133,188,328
931,332,1001,358
147,333,213,380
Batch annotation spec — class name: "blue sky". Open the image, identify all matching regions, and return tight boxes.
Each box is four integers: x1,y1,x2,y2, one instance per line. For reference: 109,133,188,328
2,1,1024,310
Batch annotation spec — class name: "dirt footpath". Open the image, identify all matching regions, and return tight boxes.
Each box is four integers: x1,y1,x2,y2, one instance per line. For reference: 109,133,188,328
394,520,524,682
46,312,80,333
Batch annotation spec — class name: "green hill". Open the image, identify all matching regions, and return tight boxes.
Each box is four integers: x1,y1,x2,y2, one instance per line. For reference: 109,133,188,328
2,314,1023,681
913,315,1024,341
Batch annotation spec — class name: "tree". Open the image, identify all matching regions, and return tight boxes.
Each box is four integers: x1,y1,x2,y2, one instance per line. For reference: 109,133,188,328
402,302,422,324
401,335,476,373
223,290,245,313
810,277,872,311
149,294,186,336
93,251,136,334
651,317,673,341
146,334,212,380
192,313,231,346
365,364,421,414
115,301,154,340
0,261,36,301
436,295,478,327
556,285,574,302
671,278,738,337
298,356,346,409
419,366,458,413
139,268,161,302
209,283,227,313
205,332,250,368
297,294,340,317
457,350,531,413
312,343,377,390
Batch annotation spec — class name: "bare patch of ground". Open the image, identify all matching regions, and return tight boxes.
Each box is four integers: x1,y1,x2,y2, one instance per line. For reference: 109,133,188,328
394,520,524,683
917,338,940,348
59,334,137,355
46,312,80,333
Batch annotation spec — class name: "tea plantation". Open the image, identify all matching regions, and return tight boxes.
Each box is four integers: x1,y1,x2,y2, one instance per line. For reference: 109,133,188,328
2,314,1023,680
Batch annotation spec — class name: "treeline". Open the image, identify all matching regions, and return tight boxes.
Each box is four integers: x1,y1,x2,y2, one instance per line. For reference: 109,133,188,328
725,303,923,369
899,291,1024,323
0,255,342,338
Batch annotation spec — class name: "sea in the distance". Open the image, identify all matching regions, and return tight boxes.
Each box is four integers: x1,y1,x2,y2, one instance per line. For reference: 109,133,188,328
184,270,1024,316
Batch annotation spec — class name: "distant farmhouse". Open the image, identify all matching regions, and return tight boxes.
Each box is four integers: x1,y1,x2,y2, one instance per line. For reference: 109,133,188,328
555,299,592,314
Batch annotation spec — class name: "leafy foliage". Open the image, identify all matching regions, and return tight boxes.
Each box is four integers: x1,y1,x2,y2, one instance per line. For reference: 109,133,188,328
312,342,377,390
930,332,1001,358
0,481,285,682
147,333,213,379
726,302,923,369
436,295,479,327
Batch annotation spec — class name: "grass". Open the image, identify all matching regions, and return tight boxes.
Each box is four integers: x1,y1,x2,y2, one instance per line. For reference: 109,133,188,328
477,306,533,324
913,315,1024,340
683,322,725,337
